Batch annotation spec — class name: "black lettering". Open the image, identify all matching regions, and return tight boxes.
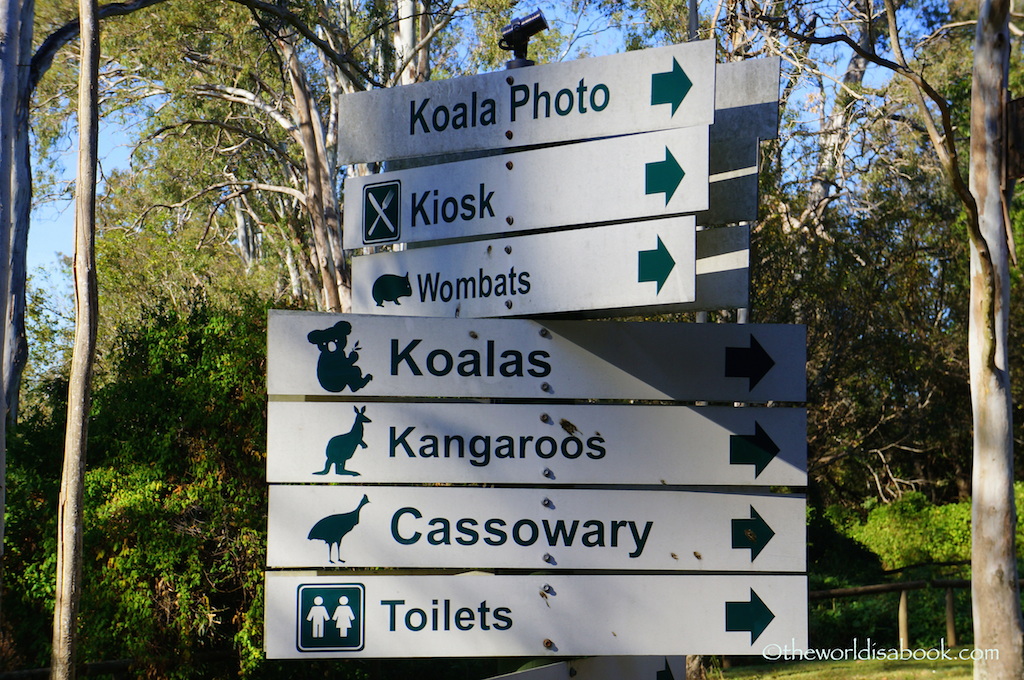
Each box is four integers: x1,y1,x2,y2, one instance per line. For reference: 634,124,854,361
484,518,508,545
427,349,453,376
528,351,551,377
457,349,482,377
480,97,496,125
432,105,450,131
576,79,588,113
427,517,451,545
406,608,427,631
517,270,531,294
417,272,441,301
390,426,415,457
479,184,495,218
534,82,551,119
410,99,430,134
456,276,477,299
510,84,529,121
513,519,539,546
456,517,479,545
591,84,610,111
411,191,430,226
391,338,423,375
493,607,513,630
442,196,459,222
391,507,422,545
499,349,524,377
555,88,573,115
382,600,405,631
460,193,476,220
452,101,468,129
455,608,475,630
562,436,583,459
587,436,606,459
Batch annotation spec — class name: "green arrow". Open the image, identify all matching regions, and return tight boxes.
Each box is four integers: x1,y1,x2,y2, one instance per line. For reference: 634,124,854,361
638,237,675,293
651,58,692,115
725,589,775,644
645,148,685,205
729,422,781,478
731,506,776,561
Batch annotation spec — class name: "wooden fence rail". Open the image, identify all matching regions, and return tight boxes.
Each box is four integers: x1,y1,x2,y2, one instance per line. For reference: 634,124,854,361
810,578,989,649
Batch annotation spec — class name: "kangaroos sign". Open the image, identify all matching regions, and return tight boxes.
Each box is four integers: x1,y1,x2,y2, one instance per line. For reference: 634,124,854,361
267,311,807,403
337,40,715,164
266,401,807,487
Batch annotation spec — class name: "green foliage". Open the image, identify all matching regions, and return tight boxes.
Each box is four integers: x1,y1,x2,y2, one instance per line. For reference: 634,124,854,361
5,292,277,676
845,492,975,571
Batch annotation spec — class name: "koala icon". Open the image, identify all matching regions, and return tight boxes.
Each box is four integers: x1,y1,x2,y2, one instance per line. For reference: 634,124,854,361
307,320,373,393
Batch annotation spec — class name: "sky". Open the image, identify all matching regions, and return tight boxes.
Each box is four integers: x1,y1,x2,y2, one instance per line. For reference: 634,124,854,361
23,2,639,279
28,124,134,273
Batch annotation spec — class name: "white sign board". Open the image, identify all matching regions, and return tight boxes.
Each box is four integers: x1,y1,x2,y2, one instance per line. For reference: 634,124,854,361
350,217,696,318
264,572,808,658
267,311,807,403
338,41,716,164
343,126,709,249
266,485,806,572
266,401,807,486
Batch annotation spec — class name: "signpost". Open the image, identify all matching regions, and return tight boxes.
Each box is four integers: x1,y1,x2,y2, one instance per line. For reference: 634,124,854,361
265,572,808,658
267,311,806,403
267,485,806,571
342,126,709,249
337,40,715,164
266,401,807,486
265,36,804,663
350,217,696,317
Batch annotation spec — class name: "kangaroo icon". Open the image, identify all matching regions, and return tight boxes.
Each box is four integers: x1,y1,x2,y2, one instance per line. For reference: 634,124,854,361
314,406,371,476
307,495,370,564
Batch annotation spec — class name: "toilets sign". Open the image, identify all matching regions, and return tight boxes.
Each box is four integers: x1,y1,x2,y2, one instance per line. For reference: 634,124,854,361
266,572,808,658
336,40,715,164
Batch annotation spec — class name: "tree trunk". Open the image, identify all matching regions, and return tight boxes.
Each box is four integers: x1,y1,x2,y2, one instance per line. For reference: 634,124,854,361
51,0,100,673
280,35,347,312
0,0,29,626
968,0,1024,676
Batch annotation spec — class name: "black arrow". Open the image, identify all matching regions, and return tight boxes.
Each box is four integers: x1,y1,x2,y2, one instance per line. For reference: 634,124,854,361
730,422,780,477
724,335,775,390
731,506,776,560
725,589,775,644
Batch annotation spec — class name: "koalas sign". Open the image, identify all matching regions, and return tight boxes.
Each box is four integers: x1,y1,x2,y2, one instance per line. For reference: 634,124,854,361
266,311,807,403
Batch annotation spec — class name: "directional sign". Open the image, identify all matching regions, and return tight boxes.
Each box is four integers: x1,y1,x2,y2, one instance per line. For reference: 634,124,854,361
264,572,808,658
337,40,715,164
351,217,696,318
267,311,807,402
342,127,709,249
266,485,806,572
266,401,807,486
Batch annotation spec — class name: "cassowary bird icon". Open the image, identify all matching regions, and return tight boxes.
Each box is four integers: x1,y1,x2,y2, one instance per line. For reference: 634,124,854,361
307,495,370,564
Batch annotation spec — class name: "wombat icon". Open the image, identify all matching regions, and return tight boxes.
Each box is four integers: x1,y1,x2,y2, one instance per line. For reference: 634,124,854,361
372,273,412,307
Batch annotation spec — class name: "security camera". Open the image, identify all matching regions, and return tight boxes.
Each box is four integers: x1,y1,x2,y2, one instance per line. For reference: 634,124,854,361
498,9,548,69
